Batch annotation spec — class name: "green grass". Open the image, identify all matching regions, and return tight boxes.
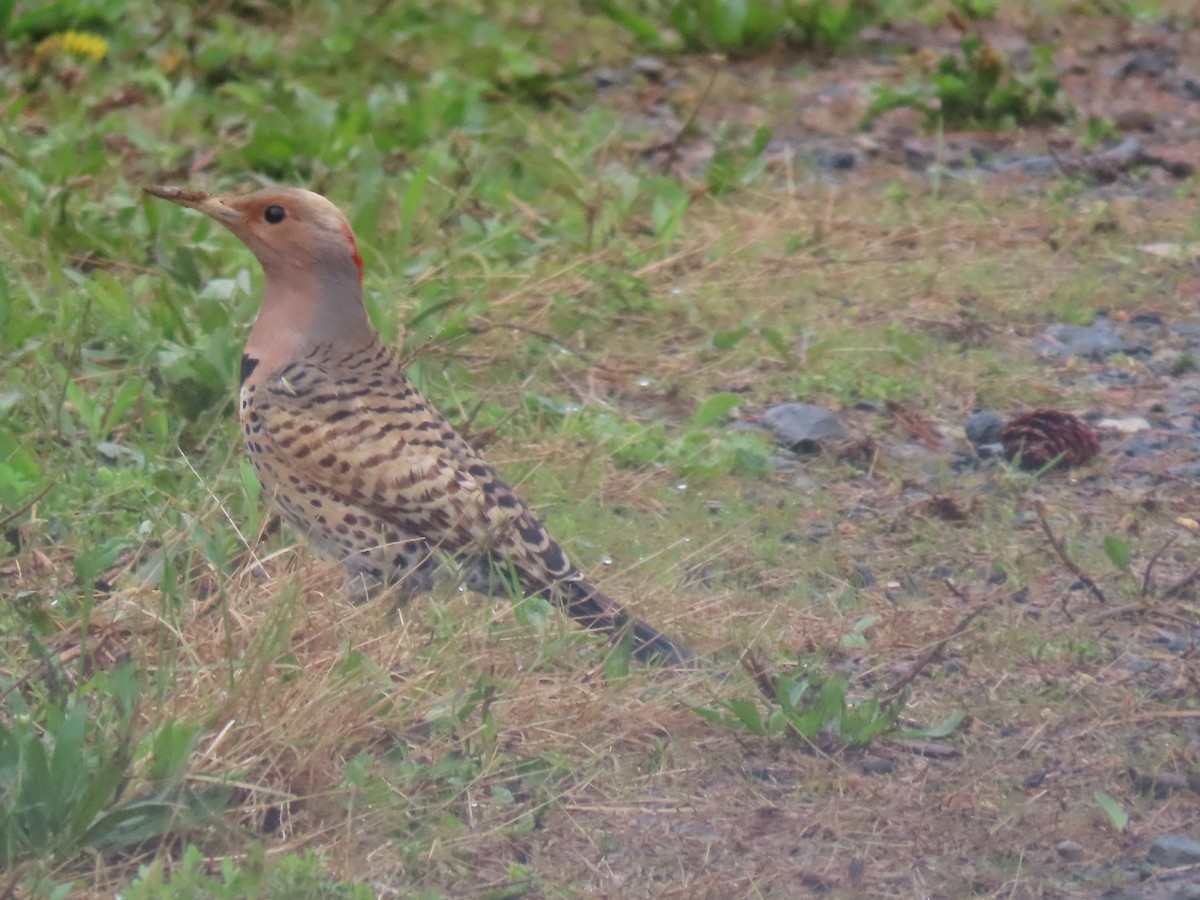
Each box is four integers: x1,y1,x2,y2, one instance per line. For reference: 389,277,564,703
3,0,1200,896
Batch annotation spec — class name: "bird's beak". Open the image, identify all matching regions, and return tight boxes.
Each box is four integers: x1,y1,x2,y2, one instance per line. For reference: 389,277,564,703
143,186,245,225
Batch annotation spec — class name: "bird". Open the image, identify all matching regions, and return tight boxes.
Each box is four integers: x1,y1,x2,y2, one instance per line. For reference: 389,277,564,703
144,184,690,666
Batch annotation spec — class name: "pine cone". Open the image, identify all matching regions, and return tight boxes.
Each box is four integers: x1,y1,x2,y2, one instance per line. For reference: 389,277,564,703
1001,410,1099,471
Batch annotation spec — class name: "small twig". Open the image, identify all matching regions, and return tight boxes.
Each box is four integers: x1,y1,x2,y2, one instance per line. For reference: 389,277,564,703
741,650,779,706
1035,502,1106,604
1141,533,1178,597
639,58,723,170
944,578,972,604
883,591,989,702
0,483,53,529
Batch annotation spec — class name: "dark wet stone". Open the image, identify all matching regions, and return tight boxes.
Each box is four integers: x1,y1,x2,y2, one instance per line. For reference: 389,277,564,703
1056,839,1085,861
965,409,1005,447
762,403,847,450
817,148,857,171
852,565,876,587
1118,47,1177,80
1130,769,1193,798
1129,311,1164,328
860,758,895,775
1148,834,1200,867
1164,637,1191,654
1036,321,1149,359
591,67,621,88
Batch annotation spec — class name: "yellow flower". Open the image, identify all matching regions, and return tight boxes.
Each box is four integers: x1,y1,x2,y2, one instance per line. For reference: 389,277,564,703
61,31,108,62
34,30,108,63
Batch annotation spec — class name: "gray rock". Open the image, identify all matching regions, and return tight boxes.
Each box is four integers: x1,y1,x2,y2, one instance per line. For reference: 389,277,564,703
965,410,1005,447
632,56,666,79
1122,659,1157,674
1056,839,1085,861
1119,47,1177,80
816,148,858,171
1148,834,1200,867
1172,322,1200,339
763,403,847,450
590,67,621,89
992,154,1059,176
1035,320,1149,360
1169,462,1200,479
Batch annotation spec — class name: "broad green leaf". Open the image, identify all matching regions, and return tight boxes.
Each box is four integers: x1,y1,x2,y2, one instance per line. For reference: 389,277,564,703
853,614,882,633
709,0,748,49
725,698,767,736
896,710,966,740
712,326,752,350
690,392,741,427
1103,535,1132,572
1095,791,1129,833
595,0,665,45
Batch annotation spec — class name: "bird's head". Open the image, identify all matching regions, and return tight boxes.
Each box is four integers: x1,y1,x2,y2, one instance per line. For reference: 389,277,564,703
144,185,364,287
145,185,378,360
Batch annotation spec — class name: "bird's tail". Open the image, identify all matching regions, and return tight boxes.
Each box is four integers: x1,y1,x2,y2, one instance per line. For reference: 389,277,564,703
464,552,693,666
555,578,693,667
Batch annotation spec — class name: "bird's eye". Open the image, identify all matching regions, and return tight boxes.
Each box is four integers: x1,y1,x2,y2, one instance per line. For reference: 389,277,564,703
263,205,286,224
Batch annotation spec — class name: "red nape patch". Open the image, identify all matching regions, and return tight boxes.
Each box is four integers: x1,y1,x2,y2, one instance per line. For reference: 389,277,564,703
342,221,364,283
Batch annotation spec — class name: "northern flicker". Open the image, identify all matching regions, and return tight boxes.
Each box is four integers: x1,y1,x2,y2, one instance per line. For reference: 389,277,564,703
145,185,690,665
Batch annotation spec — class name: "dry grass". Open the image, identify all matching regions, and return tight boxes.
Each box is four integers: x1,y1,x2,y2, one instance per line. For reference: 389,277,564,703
13,170,1197,897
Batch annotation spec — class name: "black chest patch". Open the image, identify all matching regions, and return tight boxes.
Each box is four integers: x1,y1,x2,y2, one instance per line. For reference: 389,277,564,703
240,355,260,385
